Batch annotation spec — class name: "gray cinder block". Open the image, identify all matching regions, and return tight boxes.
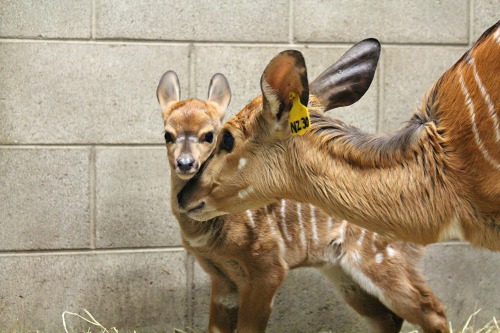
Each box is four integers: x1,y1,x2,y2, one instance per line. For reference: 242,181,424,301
0,148,91,250
0,250,188,332
380,46,468,132
473,2,500,41
96,0,289,42
0,42,189,144
191,258,211,331
421,243,500,330
293,0,468,44
0,0,92,39
95,147,180,248
193,45,285,119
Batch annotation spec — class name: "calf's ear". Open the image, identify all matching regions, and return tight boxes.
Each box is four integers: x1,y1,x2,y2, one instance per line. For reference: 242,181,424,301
157,70,181,120
207,73,231,121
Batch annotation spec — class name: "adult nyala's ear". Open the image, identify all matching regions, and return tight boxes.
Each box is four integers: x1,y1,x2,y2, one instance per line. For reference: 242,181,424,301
260,50,309,133
156,70,181,120
310,38,380,110
207,73,231,121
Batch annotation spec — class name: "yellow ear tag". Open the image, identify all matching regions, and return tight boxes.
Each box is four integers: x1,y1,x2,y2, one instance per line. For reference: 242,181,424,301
288,92,310,136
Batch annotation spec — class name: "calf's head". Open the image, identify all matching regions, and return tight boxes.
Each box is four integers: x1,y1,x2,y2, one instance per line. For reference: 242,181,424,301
157,71,231,180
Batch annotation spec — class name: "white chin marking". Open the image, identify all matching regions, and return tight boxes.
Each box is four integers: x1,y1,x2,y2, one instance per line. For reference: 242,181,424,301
176,171,196,180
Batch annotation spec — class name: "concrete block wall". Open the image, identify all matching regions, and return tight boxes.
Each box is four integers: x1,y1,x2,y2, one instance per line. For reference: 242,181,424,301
0,1,498,332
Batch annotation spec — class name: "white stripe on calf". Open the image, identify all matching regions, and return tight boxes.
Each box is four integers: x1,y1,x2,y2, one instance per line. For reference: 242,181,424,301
246,209,255,229
357,229,366,247
267,213,287,260
338,220,347,243
371,233,378,252
327,216,334,230
280,199,291,241
296,203,307,248
309,204,319,245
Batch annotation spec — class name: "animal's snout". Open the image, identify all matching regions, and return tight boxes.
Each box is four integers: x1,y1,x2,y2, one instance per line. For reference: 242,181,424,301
177,189,205,212
177,152,210,211
176,156,196,172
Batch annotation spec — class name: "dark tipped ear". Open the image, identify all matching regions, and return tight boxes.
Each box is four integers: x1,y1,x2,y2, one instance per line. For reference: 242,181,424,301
260,50,309,131
156,70,180,117
207,73,231,121
310,38,380,110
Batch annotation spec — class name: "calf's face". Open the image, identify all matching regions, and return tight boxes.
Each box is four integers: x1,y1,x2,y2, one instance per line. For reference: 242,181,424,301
157,71,231,180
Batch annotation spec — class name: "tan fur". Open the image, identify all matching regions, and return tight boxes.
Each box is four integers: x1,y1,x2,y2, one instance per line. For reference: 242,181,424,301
179,22,500,250
162,96,448,332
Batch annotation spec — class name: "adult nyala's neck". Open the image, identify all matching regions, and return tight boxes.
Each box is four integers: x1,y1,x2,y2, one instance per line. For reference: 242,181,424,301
283,112,457,243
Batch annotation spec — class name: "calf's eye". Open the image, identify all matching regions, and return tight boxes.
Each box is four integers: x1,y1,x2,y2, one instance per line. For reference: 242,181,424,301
204,131,214,143
164,131,174,143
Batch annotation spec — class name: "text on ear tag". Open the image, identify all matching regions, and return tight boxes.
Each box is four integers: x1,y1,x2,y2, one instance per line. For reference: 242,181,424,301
288,92,310,136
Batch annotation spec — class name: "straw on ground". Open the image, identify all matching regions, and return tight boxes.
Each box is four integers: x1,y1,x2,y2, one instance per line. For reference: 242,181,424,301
60,308,499,333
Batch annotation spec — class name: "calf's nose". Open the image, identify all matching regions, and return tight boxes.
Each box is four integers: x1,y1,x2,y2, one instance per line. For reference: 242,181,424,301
176,156,195,172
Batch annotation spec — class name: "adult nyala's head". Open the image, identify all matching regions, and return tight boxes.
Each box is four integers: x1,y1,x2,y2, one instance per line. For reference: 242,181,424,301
177,39,381,220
